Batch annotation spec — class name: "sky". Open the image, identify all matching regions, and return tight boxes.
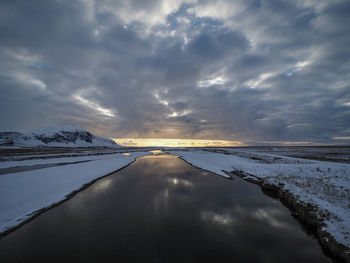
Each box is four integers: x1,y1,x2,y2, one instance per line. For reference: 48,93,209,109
0,0,350,145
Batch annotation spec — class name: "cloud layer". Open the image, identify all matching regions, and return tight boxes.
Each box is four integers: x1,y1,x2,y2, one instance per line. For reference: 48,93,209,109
1,0,349,144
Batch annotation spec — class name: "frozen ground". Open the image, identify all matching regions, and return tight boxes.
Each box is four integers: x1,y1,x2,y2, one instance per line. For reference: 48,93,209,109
0,151,151,234
0,152,143,169
167,148,350,249
210,146,350,163
1,145,349,257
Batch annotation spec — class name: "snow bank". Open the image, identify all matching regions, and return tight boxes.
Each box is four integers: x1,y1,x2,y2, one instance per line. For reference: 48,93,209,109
168,150,240,178
0,152,150,234
168,150,350,249
0,153,132,169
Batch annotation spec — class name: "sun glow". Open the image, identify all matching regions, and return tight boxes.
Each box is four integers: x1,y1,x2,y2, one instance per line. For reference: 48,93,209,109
113,138,243,147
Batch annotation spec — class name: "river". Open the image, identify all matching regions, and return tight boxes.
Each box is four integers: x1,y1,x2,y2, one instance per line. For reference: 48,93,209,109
0,153,331,262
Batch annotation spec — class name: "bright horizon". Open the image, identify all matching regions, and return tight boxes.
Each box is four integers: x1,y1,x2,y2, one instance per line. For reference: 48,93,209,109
113,138,243,147
112,138,335,147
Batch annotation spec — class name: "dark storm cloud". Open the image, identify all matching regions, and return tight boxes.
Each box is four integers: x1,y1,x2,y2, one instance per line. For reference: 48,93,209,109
0,0,349,144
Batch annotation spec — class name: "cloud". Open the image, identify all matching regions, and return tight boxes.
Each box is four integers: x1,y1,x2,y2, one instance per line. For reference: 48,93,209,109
0,0,349,144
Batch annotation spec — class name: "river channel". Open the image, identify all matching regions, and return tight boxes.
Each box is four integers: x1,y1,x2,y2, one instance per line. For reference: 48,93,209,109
0,153,331,262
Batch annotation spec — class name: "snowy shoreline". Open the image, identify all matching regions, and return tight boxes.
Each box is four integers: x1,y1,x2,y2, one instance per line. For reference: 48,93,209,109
167,149,350,262
0,151,151,237
1,146,349,261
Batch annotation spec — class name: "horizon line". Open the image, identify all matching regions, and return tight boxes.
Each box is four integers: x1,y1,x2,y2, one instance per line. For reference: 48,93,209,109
112,138,349,147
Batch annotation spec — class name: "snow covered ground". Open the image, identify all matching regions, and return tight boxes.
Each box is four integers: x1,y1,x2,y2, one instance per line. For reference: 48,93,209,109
0,151,151,235
1,144,349,259
211,146,350,163
0,152,139,169
167,149,350,249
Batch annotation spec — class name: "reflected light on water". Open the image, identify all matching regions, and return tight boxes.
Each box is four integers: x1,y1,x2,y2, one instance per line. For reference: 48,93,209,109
113,138,243,147
252,208,289,229
168,177,193,187
153,188,169,214
92,178,112,193
201,211,236,227
150,150,163,155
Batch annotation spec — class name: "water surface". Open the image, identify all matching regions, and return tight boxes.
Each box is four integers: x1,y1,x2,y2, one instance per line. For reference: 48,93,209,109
0,153,331,262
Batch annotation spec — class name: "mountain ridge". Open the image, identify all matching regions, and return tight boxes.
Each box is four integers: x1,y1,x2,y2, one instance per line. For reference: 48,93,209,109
0,126,120,148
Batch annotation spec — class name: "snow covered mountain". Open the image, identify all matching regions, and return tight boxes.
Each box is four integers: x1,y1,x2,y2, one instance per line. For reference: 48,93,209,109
0,126,120,148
